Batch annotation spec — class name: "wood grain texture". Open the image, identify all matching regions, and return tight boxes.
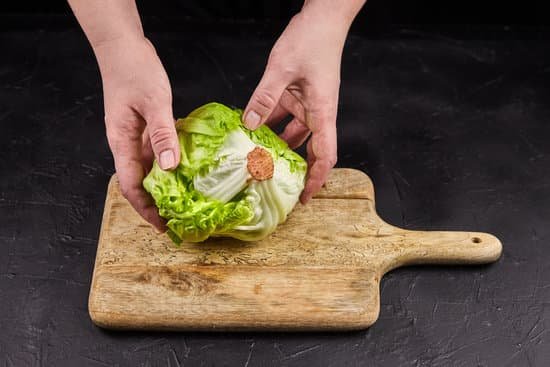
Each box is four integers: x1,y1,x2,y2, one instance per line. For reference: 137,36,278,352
88,169,502,331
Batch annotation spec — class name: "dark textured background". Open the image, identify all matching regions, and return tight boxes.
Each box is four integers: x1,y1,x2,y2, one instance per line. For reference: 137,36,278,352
1,0,549,25
1,1,550,366
1,0,549,34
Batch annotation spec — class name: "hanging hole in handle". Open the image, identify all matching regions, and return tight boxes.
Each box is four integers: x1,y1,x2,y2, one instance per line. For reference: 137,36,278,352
472,237,482,244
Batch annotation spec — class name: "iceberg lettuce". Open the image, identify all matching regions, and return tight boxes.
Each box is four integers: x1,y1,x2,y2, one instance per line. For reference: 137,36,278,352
143,102,307,244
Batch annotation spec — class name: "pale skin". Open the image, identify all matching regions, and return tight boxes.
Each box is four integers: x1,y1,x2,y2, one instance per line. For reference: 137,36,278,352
68,0,366,231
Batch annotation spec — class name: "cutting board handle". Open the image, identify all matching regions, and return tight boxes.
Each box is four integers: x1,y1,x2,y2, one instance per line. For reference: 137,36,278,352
382,227,502,273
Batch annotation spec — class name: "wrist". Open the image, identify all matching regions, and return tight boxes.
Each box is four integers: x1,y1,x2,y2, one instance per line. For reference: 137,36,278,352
291,9,349,51
93,35,153,76
93,34,148,59
300,0,364,30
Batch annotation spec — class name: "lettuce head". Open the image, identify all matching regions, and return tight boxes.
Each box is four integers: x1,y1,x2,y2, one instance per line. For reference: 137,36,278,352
143,102,307,244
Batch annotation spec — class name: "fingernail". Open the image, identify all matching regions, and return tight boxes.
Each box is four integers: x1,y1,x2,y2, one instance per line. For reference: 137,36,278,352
244,110,261,129
159,149,175,170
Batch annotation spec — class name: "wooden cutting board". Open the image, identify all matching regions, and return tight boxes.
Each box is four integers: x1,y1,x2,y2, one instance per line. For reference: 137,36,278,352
88,169,502,331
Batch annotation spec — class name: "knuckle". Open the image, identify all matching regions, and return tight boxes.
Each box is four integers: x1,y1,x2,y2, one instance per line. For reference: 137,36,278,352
156,88,172,103
105,124,118,144
150,85,172,102
149,126,175,148
266,59,295,79
105,127,124,153
105,111,143,134
117,121,140,137
266,48,282,68
105,120,142,153
136,88,172,111
253,89,278,111
316,99,338,116
265,56,299,81
327,154,338,168
119,184,133,200
119,184,143,207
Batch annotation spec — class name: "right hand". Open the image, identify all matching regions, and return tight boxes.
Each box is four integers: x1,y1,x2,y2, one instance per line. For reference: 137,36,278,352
94,36,180,231
243,10,347,203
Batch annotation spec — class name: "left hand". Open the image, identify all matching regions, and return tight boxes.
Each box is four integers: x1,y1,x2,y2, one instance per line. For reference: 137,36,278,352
243,7,352,203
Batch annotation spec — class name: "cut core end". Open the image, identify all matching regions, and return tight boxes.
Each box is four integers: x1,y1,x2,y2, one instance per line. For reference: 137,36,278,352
247,147,274,181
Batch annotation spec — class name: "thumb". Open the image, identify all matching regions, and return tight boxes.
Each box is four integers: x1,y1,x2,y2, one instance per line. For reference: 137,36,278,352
144,105,180,171
243,67,289,130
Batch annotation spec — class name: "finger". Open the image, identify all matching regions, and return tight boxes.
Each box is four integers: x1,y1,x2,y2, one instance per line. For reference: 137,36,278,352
279,89,306,123
106,118,167,231
280,118,311,149
264,103,289,128
306,141,316,167
300,113,338,204
117,155,167,231
141,127,154,173
140,98,180,171
243,67,290,130
265,88,309,129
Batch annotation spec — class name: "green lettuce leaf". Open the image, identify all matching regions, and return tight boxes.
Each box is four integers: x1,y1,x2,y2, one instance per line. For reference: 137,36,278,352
143,102,307,244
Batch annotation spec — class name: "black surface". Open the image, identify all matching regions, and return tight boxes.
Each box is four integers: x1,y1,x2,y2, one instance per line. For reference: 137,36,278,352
1,23,550,366
2,0,549,26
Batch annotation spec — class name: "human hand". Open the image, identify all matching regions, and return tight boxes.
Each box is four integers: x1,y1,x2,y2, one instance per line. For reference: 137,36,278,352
243,6,355,203
95,36,180,230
